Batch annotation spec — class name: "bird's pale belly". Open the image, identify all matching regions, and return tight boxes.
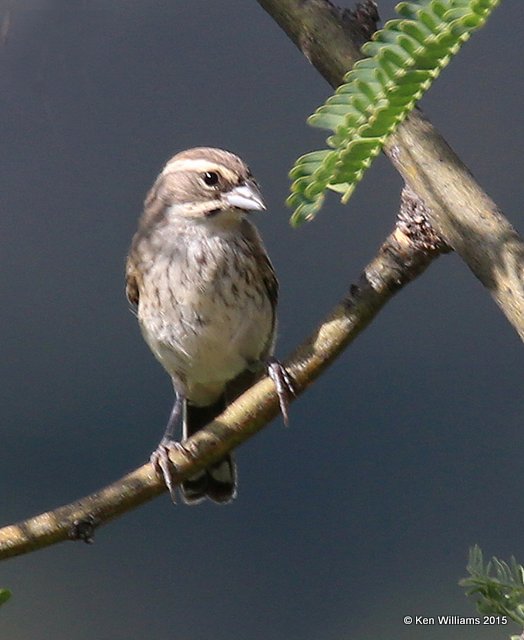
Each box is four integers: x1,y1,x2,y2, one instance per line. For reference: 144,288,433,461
139,286,273,404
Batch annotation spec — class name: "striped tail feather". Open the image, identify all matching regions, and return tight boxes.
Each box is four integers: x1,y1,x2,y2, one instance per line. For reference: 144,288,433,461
180,397,237,504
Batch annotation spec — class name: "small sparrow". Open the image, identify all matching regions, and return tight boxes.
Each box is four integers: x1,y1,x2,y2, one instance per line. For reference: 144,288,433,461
126,147,293,504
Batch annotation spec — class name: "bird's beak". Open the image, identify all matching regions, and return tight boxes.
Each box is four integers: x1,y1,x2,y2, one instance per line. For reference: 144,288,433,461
224,181,266,212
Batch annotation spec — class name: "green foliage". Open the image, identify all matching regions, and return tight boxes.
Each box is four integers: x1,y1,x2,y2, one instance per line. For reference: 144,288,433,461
460,545,524,639
0,588,11,607
288,0,501,226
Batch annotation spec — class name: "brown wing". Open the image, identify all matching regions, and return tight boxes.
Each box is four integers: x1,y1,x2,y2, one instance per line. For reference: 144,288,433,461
225,225,279,402
259,250,279,310
125,249,140,307
240,218,278,309
240,218,278,362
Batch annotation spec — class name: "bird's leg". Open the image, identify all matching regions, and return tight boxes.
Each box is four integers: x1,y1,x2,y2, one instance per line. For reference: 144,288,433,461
162,393,183,444
150,393,187,502
266,357,296,426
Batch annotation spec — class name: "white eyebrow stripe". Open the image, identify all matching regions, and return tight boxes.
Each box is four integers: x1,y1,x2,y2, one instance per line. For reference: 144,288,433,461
162,158,238,182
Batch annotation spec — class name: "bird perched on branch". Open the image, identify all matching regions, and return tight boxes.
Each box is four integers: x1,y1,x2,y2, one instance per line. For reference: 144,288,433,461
126,147,294,504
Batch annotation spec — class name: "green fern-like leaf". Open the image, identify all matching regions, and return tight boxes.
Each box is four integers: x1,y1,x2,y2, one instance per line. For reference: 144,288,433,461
288,0,501,226
460,545,524,632
0,588,11,607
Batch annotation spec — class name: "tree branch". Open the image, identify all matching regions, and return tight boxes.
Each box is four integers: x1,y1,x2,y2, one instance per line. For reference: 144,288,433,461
257,0,524,340
0,221,443,561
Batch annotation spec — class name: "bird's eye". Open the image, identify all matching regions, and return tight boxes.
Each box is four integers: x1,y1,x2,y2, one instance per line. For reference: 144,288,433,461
202,171,220,187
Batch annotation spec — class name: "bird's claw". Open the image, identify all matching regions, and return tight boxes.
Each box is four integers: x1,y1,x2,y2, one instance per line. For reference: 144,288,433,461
267,358,296,426
150,439,191,503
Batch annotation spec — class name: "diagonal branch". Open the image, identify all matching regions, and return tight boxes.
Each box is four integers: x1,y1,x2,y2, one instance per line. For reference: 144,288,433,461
257,0,524,339
0,216,444,561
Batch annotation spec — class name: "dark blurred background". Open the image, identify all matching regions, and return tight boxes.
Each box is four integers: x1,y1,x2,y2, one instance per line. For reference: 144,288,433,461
0,2,522,639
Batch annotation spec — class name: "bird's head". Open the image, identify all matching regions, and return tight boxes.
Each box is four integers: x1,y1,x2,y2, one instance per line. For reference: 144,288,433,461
142,147,266,228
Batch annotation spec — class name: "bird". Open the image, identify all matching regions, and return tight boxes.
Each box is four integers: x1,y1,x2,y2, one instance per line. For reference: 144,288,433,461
126,147,294,504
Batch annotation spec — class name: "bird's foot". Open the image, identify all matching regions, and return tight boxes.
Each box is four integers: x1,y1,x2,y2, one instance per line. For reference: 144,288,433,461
266,357,296,426
150,438,192,503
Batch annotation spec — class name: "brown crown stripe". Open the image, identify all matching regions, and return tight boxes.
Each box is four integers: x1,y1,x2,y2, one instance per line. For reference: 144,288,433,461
162,158,239,184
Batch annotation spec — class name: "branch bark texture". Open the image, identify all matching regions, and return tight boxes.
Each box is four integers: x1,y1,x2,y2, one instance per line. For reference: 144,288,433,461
257,0,524,339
